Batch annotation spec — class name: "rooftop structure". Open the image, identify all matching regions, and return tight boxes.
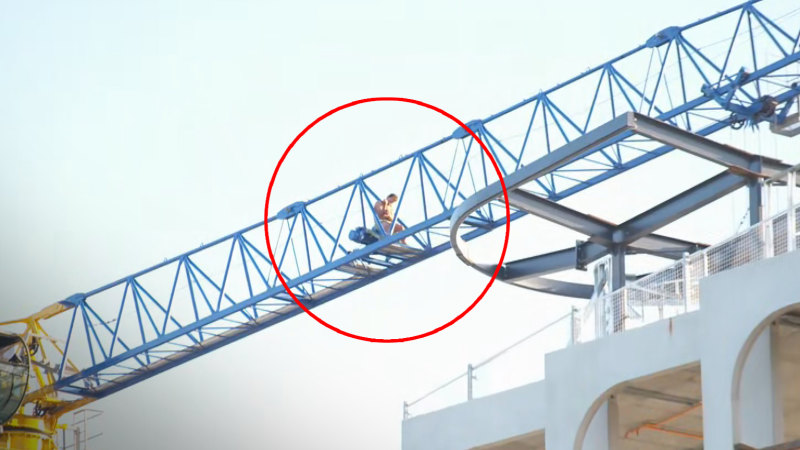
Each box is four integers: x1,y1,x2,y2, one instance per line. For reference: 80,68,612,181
403,125,800,448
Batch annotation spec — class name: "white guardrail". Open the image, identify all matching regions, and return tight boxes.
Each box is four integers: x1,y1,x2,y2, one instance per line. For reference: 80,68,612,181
404,167,800,419
581,201,800,340
582,166,800,340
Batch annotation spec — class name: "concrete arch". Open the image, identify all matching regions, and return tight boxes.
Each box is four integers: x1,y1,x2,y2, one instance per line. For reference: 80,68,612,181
572,384,613,450
543,309,704,449
697,250,800,448
572,362,702,450
538,251,800,450
730,302,800,445
567,251,800,450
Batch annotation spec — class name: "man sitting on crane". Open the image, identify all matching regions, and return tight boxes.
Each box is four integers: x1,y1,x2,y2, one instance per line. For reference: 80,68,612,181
373,193,405,243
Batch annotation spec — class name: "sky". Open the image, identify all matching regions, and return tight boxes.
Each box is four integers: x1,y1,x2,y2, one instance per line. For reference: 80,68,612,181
1,0,799,449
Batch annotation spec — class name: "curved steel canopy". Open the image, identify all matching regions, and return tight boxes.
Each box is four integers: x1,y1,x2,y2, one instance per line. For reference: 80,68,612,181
450,112,791,298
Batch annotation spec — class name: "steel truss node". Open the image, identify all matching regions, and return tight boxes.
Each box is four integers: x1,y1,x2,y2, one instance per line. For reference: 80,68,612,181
449,112,793,297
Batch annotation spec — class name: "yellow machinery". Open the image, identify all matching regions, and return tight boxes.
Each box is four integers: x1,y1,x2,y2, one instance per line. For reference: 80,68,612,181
0,310,92,450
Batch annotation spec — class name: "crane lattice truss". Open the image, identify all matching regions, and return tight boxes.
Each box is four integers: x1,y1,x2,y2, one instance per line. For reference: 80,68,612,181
3,0,799,417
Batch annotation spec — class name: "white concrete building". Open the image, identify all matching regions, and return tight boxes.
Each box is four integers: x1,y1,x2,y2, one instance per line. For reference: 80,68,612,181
403,153,800,449
404,246,800,449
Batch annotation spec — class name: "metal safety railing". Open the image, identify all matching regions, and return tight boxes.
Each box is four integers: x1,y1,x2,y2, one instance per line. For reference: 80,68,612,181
582,165,800,340
403,308,579,419
57,408,103,450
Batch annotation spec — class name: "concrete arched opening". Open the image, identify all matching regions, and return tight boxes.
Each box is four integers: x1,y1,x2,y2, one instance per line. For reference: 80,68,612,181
575,363,704,450
541,252,800,450
731,302,800,448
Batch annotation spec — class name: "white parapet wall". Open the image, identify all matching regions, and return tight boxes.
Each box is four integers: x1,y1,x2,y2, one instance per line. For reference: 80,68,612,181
402,381,546,450
544,308,704,449
402,250,800,450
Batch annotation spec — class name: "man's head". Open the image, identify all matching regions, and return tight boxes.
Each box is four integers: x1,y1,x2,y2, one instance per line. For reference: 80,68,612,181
386,193,398,203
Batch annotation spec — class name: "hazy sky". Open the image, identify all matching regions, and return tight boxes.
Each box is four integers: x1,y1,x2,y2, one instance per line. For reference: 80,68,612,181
2,0,799,448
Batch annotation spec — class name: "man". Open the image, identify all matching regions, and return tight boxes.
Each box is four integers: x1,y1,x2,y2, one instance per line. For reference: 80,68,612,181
373,193,405,243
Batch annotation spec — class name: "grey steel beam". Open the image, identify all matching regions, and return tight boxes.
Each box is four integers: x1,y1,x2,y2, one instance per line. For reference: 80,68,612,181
450,113,634,267
498,176,723,284
502,243,606,281
749,181,763,225
501,233,701,283
610,245,626,291
508,189,706,257
502,248,578,280
449,113,634,292
631,233,705,259
611,244,626,332
509,277,594,299
613,170,748,245
507,190,615,245
622,386,700,406
749,159,764,226
501,180,724,283
449,111,792,299
631,112,788,175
